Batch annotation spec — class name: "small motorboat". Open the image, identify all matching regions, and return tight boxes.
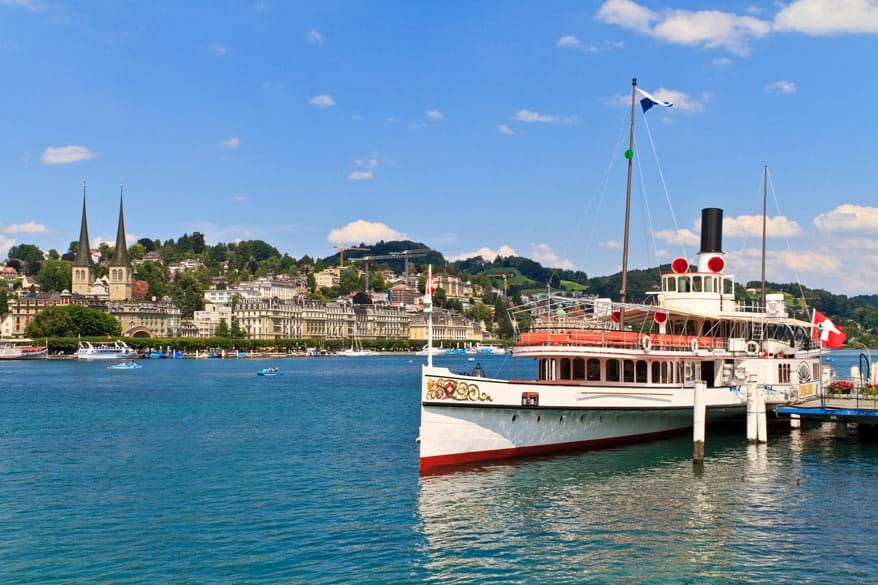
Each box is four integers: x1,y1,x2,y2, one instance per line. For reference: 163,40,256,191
257,367,283,376
108,361,142,370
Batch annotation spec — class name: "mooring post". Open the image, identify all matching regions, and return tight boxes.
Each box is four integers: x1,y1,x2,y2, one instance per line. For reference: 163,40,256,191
747,383,758,443
756,385,768,443
693,381,706,464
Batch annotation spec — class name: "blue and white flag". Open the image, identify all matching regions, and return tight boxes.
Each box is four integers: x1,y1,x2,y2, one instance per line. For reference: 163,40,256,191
635,87,673,113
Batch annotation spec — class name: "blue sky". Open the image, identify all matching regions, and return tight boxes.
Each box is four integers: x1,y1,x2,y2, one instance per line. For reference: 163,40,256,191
1,0,878,296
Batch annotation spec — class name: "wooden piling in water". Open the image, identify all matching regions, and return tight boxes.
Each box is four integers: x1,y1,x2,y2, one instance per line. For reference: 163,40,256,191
693,381,706,464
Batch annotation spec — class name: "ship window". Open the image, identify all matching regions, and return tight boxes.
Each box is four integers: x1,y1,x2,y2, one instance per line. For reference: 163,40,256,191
560,358,571,380
636,360,648,383
723,277,734,295
779,363,791,383
573,359,585,380
587,359,601,381
665,276,676,292
678,277,690,292
692,277,703,292
606,359,620,382
623,360,635,383
705,277,716,293
652,361,660,383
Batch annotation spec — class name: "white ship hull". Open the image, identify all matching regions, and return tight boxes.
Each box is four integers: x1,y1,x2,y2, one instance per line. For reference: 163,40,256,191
419,359,806,472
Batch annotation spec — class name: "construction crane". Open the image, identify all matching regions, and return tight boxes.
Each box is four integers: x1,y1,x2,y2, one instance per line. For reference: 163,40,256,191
491,272,515,297
332,245,369,267
349,249,429,292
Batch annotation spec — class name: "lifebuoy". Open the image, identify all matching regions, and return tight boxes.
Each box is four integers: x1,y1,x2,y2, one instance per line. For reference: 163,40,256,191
690,339,699,352
734,365,747,380
641,335,652,352
746,341,759,355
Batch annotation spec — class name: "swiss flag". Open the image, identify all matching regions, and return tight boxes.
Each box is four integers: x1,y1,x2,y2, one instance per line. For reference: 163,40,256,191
812,310,847,349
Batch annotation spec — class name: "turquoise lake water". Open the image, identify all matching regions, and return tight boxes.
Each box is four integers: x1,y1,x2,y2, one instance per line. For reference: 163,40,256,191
1,350,877,583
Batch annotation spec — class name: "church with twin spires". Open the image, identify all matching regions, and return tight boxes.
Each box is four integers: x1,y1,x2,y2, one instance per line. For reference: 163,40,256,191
71,182,180,337
72,182,132,301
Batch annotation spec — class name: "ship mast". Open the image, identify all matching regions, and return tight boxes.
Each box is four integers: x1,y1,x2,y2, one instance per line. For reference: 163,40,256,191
760,165,767,309
619,77,637,330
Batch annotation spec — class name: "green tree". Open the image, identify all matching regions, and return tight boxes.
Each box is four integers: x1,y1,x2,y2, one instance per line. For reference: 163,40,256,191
0,289,8,314
433,287,447,307
136,261,168,299
339,267,363,295
35,259,72,292
467,302,494,329
172,273,204,318
8,243,44,264
128,242,146,261
215,318,230,338
65,304,122,336
25,306,74,337
231,317,246,339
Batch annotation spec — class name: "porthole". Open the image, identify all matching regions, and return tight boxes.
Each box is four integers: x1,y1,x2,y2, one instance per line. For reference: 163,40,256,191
580,415,585,422
512,414,517,422
559,415,564,422
537,415,542,422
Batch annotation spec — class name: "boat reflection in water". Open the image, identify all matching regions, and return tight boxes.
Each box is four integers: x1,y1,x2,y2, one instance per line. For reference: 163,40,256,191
415,428,851,583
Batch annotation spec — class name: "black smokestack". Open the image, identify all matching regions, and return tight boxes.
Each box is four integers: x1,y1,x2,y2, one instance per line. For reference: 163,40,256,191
700,208,723,254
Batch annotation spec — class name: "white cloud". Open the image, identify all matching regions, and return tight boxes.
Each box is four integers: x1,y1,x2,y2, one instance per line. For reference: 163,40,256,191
557,35,587,49
723,214,803,238
231,194,248,202
1,0,41,10
556,35,622,52
597,0,771,55
41,145,97,164
497,124,515,135
713,56,733,66
814,204,878,233
347,171,374,181
220,136,241,148
309,94,336,108
513,109,575,124
305,29,325,46
449,245,518,262
599,239,622,250
327,220,408,245
653,228,700,247
426,109,444,120
3,221,48,234
765,80,797,95
530,243,575,269
597,0,657,33
208,43,229,54
0,236,14,258
774,0,878,35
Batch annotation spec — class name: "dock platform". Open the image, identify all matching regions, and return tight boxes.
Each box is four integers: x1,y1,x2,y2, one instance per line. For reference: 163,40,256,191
778,396,878,423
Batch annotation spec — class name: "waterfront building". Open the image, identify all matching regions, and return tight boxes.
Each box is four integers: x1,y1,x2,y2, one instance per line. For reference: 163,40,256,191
107,298,181,338
6,290,82,337
190,303,232,338
408,309,483,343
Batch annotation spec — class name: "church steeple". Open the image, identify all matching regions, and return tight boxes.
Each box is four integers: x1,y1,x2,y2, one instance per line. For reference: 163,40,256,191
108,184,132,301
71,180,95,296
73,180,94,268
110,185,129,266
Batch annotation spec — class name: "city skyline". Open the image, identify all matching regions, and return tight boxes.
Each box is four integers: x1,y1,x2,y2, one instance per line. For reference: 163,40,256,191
1,1,877,295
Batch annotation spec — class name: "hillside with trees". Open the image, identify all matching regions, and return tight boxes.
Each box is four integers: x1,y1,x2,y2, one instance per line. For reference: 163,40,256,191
4,235,877,345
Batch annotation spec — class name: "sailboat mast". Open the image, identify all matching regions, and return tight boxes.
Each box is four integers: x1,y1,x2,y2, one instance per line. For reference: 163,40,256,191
761,165,767,308
619,77,637,329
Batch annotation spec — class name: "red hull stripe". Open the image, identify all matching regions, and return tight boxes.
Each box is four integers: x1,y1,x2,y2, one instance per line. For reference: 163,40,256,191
420,427,686,474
